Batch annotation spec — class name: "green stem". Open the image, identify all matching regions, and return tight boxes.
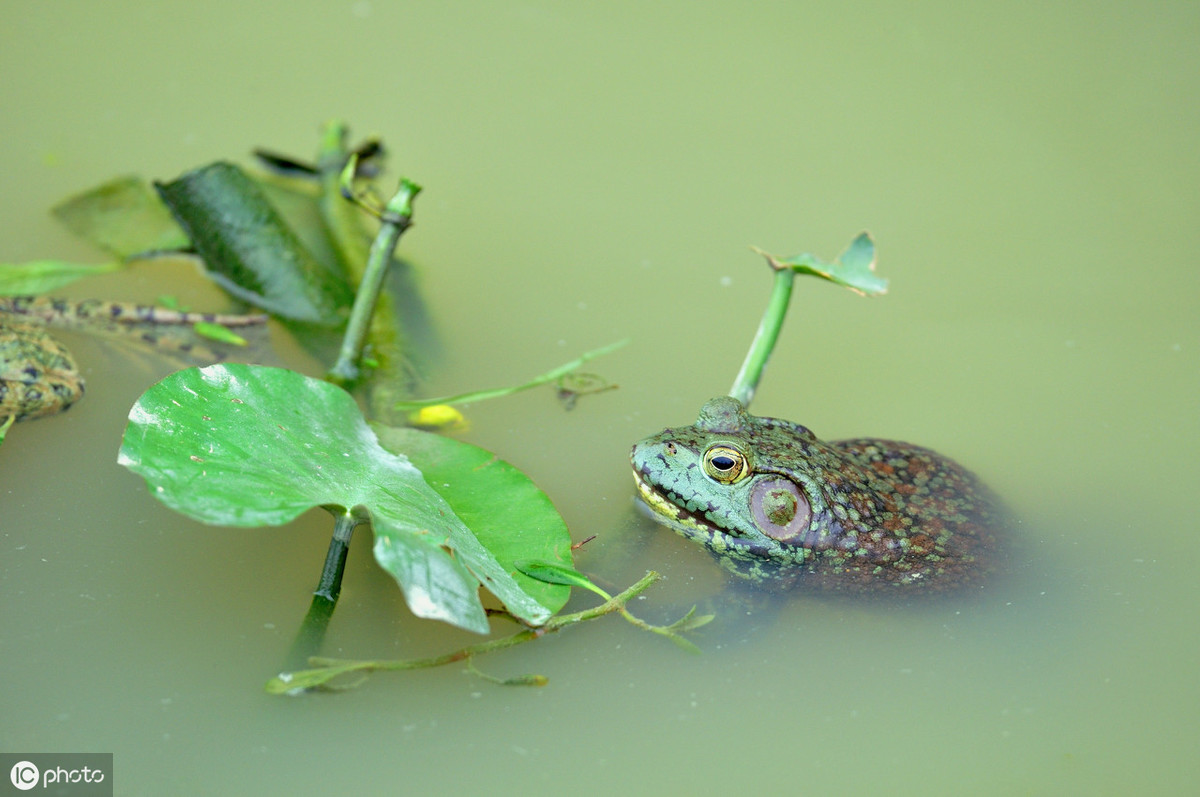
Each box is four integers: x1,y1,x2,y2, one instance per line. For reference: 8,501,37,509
728,265,794,408
316,121,368,281
282,512,361,671
315,121,420,419
327,179,421,385
266,571,664,692
316,511,359,602
392,339,628,410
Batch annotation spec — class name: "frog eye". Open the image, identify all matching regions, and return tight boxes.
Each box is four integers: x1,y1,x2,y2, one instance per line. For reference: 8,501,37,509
703,444,750,483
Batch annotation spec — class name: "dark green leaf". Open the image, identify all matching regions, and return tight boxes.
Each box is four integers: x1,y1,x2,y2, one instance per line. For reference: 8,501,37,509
51,175,190,258
155,162,353,325
117,364,552,633
514,560,608,601
374,428,575,615
254,174,348,277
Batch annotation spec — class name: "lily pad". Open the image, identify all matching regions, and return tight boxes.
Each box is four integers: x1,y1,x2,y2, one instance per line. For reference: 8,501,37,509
373,426,573,614
117,364,553,633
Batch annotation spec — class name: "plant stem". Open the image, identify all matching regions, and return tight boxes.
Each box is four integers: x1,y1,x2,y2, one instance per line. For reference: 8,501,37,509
266,571,664,692
728,264,794,408
317,511,359,601
392,339,629,410
326,178,421,386
282,512,361,671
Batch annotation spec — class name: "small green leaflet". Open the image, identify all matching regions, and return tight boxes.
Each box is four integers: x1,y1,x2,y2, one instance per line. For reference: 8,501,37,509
192,320,249,346
753,232,887,296
0,260,122,296
516,560,610,600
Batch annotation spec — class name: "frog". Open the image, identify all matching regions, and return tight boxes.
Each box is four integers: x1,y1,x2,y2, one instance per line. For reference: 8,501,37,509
630,396,1002,593
0,296,267,424
0,319,84,422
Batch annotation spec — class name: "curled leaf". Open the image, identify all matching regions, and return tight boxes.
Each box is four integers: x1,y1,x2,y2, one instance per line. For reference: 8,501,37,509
753,232,887,296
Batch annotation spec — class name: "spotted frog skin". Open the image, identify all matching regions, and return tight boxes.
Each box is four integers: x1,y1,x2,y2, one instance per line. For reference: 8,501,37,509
0,319,84,421
0,296,266,423
630,396,1002,593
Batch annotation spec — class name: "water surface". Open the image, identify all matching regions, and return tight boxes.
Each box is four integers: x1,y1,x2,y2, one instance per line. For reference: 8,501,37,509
2,2,1197,794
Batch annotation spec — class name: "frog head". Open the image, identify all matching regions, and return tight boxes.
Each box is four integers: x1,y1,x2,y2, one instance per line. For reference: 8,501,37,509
630,396,888,583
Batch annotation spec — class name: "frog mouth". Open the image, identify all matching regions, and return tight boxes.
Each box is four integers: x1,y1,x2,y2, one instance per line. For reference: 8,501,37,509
631,467,735,540
633,467,798,577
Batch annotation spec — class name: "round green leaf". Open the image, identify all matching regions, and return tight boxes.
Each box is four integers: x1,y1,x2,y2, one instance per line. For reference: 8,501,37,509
373,425,574,615
117,364,551,632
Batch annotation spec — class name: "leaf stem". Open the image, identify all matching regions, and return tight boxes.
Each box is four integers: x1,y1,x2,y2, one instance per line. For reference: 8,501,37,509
728,263,794,408
326,178,421,386
392,339,628,410
281,511,362,671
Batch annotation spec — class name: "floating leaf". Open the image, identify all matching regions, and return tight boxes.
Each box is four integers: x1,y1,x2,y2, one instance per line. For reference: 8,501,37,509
515,560,609,600
0,260,122,295
192,320,249,347
52,175,190,258
753,232,887,296
155,162,353,325
374,428,574,615
117,364,552,633
664,606,715,633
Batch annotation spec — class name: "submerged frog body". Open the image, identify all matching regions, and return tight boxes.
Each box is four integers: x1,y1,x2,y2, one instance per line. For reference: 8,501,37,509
630,396,1002,593
0,296,266,424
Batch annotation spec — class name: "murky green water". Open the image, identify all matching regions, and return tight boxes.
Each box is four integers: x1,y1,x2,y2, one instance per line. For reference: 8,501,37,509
3,2,1197,794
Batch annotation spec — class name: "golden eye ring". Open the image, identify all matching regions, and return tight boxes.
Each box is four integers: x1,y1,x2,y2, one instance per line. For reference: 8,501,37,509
702,444,750,483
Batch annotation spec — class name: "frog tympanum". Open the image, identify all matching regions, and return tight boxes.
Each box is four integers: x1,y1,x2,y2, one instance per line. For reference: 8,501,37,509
631,396,1001,593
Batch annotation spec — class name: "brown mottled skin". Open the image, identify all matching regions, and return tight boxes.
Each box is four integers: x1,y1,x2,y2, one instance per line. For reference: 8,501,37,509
631,396,1002,593
0,320,84,422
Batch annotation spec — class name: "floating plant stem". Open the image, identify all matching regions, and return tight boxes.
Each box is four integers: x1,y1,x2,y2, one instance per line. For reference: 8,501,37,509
326,173,421,386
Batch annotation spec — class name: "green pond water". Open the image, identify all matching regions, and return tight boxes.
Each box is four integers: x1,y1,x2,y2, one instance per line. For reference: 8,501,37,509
2,2,1197,795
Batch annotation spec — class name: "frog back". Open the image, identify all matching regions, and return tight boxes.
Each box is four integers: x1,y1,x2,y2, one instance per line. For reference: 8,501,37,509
784,436,1004,593
0,321,85,421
